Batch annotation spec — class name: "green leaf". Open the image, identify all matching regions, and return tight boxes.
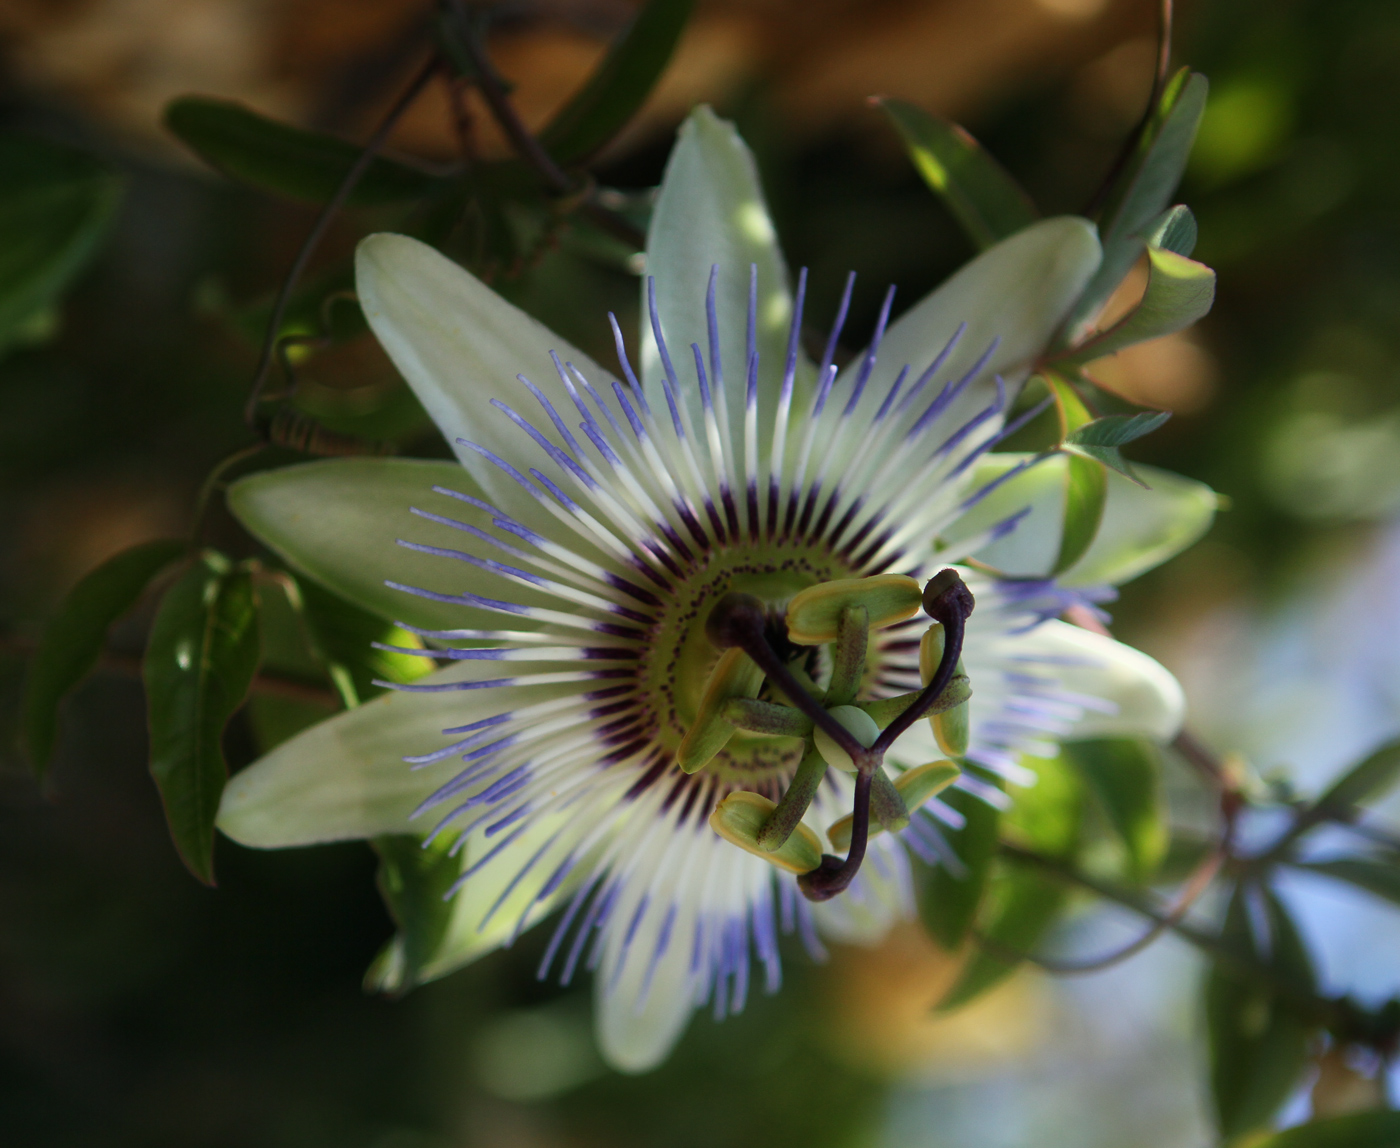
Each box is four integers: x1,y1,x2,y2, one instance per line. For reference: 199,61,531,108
1298,856,1400,908
937,866,1067,1011
920,775,1001,951
1067,70,1209,336
1053,454,1109,572
1063,738,1167,881
366,834,462,993
1005,747,1084,858
537,0,695,165
0,133,125,353
1064,410,1173,484
1207,884,1317,1139
144,553,261,884
1248,1111,1400,1148
1145,204,1198,256
164,97,438,206
1058,245,1216,368
878,98,1039,250
295,575,433,705
21,539,187,778
1314,738,1400,817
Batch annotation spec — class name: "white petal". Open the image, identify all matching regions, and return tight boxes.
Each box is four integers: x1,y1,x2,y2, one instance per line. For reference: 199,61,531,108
644,106,804,441
356,233,606,531
993,620,1185,742
948,453,1218,586
217,664,585,847
843,217,1101,443
809,835,913,946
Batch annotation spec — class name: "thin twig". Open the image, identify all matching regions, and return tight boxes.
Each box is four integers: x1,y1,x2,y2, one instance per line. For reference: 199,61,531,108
244,52,442,431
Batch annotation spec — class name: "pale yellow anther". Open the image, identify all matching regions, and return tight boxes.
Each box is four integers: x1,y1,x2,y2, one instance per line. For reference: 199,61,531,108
677,648,765,774
710,791,823,874
784,574,922,645
813,704,880,773
827,760,961,850
920,624,971,756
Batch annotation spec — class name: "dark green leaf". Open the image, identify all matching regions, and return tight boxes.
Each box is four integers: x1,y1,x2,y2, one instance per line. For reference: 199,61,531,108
1145,204,1198,256
1053,454,1109,571
1066,70,1209,338
937,865,1067,1011
1058,245,1216,367
365,834,461,994
1063,738,1168,881
1249,1111,1400,1148
21,539,187,778
1004,747,1084,858
538,0,696,165
0,133,125,352
144,553,261,884
1298,856,1400,908
879,99,1039,250
1063,411,1172,485
164,97,438,206
920,777,1001,951
1207,884,1317,1139
1314,738,1400,817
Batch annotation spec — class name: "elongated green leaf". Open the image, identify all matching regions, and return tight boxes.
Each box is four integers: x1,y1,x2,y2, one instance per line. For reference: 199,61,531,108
1249,1111,1400,1148
1314,739,1400,817
366,834,462,993
937,866,1066,1011
164,97,438,205
879,99,1038,250
1299,856,1400,908
1145,204,1198,256
22,539,187,778
295,575,432,705
1058,246,1216,367
1065,411,1173,485
538,0,695,165
1063,738,1167,881
1207,885,1317,1140
0,133,125,352
144,553,261,884
1067,70,1209,337
1046,374,1109,571
920,777,1001,951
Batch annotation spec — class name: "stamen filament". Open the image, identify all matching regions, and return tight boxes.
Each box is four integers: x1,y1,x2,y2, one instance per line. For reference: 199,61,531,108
757,744,828,852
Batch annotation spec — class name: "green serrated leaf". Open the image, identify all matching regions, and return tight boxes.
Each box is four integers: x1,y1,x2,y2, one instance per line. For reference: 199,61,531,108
1066,70,1209,339
367,833,462,993
537,0,695,165
1207,884,1317,1140
0,133,125,353
1248,1111,1400,1148
1298,856,1400,908
920,774,1001,951
164,97,439,206
1063,738,1167,881
1068,411,1173,448
1314,738,1400,817
1058,245,1216,367
1145,204,1198,256
22,539,187,778
144,553,261,884
879,98,1038,250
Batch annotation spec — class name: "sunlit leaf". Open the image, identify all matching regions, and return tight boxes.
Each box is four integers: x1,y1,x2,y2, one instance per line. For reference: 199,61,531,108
1066,70,1209,338
878,98,1038,250
144,552,261,885
21,539,187,779
1063,738,1167,881
1046,373,1108,571
1145,204,1198,256
1248,1111,1400,1148
0,133,125,353
164,97,439,206
919,774,1001,951
1314,738,1400,817
1298,856,1400,908
1207,884,1317,1139
538,0,696,165
1058,246,1216,367
365,834,462,993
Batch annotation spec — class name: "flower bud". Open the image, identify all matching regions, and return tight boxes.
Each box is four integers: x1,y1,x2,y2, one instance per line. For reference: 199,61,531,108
784,575,922,645
813,704,880,772
919,624,971,756
677,648,765,774
827,759,960,850
710,791,823,873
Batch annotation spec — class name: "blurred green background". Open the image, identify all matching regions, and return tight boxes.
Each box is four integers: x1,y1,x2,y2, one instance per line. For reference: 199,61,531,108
4,0,1400,1144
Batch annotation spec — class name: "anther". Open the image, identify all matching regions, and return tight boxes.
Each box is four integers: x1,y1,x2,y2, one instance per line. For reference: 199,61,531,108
784,574,922,645
710,792,823,874
919,624,971,756
826,760,961,850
